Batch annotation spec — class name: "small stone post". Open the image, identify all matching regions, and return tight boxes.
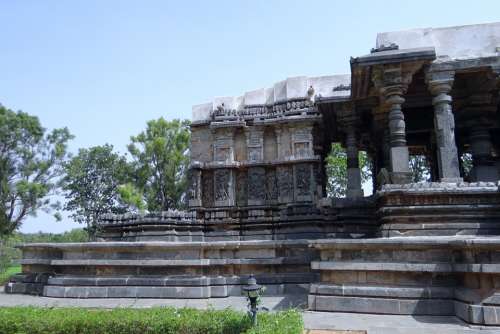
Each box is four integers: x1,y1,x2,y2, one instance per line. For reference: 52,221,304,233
346,125,363,198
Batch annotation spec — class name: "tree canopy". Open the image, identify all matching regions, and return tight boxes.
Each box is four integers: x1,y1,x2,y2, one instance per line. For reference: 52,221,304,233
127,118,190,211
325,143,372,198
62,144,132,239
0,105,72,238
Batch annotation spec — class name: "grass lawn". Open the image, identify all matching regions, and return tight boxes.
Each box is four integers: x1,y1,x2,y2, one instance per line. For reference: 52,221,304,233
0,307,303,334
0,265,21,285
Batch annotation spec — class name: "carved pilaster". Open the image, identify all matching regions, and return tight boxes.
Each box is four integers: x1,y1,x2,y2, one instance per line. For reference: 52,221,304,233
426,70,462,182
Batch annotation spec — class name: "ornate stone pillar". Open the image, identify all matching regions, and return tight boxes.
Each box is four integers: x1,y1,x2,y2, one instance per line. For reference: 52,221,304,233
426,71,462,182
469,128,498,182
345,125,363,198
382,82,411,184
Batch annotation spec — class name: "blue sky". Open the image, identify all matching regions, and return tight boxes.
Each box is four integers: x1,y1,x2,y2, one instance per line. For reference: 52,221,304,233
1,0,499,233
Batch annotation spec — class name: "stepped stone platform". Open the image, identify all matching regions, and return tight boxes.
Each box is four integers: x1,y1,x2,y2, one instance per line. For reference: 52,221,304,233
308,236,500,326
378,183,500,237
7,240,317,298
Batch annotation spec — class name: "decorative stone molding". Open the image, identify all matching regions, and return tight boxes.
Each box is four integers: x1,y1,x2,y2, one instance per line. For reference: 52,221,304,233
378,181,499,194
98,210,197,226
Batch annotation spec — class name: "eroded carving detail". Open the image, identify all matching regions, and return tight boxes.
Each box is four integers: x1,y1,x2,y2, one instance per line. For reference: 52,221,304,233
266,168,278,201
277,166,293,201
214,169,230,201
236,170,248,206
248,167,266,201
296,164,311,197
201,170,214,207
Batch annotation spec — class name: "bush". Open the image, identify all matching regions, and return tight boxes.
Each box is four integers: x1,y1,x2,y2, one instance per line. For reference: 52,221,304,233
0,307,303,334
0,265,21,285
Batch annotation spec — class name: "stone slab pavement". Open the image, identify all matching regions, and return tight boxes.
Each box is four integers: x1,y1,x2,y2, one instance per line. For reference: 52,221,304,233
1,288,499,334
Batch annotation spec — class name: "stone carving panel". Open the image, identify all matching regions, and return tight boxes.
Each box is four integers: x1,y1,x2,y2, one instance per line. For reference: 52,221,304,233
277,166,293,203
188,169,202,206
214,169,230,202
265,168,278,201
247,129,263,161
292,127,313,158
294,142,310,158
248,167,266,203
236,170,248,206
248,147,262,161
201,170,214,207
295,163,312,198
215,147,231,162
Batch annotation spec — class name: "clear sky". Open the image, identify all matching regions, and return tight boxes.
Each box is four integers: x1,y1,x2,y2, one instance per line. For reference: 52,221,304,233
1,0,499,233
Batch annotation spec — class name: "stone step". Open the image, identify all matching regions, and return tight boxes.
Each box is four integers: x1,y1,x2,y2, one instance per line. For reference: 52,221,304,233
310,284,454,299
308,294,455,315
21,256,311,267
311,261,500,274
48,273,317,286
43,283,310,298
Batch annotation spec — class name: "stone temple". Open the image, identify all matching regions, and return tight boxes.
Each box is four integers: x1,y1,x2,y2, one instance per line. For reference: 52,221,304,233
6,22,500,326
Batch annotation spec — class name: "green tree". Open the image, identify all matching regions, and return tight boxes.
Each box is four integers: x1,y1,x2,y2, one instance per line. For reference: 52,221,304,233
409,155,431,183
461,152,473,180
325,143,371,198
128,118,190,211
0,104,72,238
62,145,132,240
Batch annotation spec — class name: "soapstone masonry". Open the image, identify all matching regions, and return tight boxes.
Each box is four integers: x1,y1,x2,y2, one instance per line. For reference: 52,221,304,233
6,22,500,327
